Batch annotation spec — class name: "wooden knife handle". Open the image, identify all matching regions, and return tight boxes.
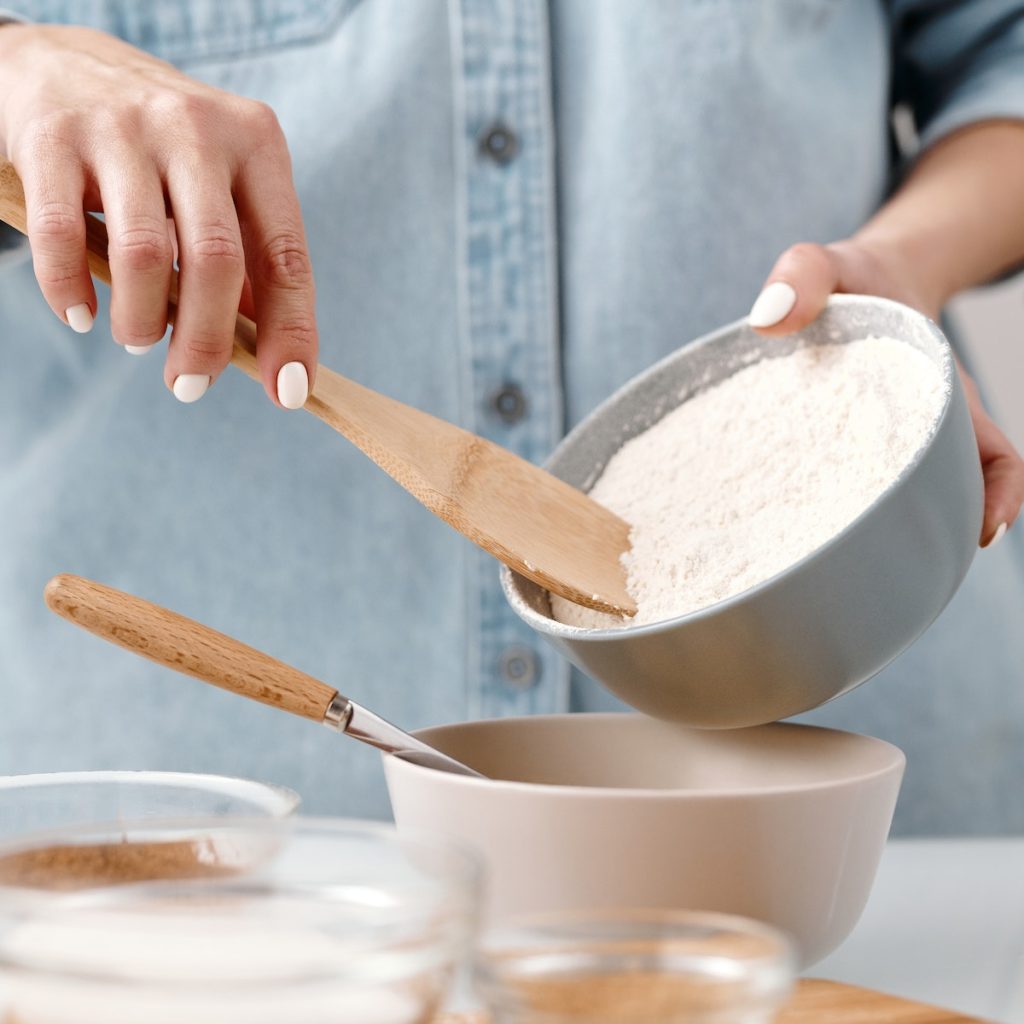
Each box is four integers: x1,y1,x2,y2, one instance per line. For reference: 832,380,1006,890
45,574,337,723
0,158,263,379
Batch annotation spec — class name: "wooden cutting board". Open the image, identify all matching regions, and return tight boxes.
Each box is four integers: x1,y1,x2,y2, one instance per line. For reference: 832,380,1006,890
438,978,992,1022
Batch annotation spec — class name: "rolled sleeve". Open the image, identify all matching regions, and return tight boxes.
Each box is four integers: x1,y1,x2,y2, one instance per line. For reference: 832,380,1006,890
890,0,1024,149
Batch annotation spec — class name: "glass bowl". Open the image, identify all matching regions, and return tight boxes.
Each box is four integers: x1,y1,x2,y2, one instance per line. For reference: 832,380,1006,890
0,770,299,890
476,909,794,1023
0,818,481,1024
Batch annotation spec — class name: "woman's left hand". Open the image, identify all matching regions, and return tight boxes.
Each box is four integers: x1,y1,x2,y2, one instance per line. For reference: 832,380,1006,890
748,239,1024,548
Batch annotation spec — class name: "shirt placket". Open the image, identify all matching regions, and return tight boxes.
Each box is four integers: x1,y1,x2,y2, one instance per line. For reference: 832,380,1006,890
449,0,569,719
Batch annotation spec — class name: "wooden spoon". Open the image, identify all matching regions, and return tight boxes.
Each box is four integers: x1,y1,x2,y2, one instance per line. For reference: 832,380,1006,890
0,160,634,615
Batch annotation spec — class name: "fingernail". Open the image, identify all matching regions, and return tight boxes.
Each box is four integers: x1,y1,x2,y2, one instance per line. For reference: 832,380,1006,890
748,282,797,328
172,374,210,404
986,522,1008,548
124,344,155,356
65,304,94,334
276,361,309,410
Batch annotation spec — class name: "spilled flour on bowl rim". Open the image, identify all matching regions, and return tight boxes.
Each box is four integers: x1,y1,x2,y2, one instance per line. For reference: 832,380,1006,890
550,336,948,629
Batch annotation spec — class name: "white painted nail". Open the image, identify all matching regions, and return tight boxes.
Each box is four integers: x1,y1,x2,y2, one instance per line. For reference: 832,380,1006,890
276,361,309,410
748,281,797,328
172,374,210,404
124,343,156,356
65,304,94,334
987,522,1008,548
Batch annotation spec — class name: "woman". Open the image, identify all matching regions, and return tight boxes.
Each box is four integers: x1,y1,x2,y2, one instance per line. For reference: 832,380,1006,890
0,1,1022,830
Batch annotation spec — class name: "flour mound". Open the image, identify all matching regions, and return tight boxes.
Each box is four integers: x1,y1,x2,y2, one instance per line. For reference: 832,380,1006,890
550,336,947,629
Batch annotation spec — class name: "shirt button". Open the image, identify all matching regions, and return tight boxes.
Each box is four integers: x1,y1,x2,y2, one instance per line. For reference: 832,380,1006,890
480,122,520,165
491,383,528,424
499,646,540,690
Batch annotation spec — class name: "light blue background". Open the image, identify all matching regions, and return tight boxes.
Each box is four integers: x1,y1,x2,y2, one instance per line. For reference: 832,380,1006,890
1,0,1023,832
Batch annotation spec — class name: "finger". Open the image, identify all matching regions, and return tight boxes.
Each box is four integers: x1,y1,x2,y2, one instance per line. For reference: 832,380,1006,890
98,155,174,354
235,134,317,410
975,415,1024,546
20,154,96,333
981,455,1024,546
958,365,1024,545
163,161,245,403
238,274,256,321
748,243,839,335
167,216,179,266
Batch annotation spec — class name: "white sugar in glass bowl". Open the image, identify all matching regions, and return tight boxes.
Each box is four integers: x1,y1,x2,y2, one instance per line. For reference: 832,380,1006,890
0,818,480,1024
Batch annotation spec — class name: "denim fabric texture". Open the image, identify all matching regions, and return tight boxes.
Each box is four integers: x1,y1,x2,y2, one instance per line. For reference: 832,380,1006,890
1,0,1023,832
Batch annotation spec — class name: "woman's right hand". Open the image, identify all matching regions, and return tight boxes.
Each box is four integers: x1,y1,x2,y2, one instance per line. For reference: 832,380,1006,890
0,23,317,407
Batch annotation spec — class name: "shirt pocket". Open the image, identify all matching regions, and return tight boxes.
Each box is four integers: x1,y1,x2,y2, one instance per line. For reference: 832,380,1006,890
6,0,365,65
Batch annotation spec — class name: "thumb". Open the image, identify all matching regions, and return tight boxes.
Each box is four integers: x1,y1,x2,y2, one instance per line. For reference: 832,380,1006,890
748,242,843,336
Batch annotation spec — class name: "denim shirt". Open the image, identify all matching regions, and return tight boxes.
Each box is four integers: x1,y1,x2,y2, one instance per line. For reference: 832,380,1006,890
1,0,1023,832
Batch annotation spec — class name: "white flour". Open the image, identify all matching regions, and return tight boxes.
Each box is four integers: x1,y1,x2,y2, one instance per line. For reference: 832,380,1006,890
550,336,947,629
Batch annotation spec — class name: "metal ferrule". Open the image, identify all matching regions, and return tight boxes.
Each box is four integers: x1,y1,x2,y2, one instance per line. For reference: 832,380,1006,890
322,693,353,732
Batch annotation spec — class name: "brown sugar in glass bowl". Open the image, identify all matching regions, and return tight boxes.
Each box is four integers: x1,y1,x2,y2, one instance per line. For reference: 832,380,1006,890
0,771,299,891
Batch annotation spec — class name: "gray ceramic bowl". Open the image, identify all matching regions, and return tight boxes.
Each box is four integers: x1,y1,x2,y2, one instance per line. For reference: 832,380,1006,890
501,296,983,727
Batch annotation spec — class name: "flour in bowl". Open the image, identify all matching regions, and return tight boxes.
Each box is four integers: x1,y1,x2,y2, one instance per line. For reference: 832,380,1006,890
550,336,948,629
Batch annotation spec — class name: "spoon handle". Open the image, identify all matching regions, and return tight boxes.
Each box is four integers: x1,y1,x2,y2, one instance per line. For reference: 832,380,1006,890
45,573,484,777
44,574,338,722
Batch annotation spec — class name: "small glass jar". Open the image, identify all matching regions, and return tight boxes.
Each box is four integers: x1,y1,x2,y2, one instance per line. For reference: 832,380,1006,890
476,909,794,1023
0,818,481,1024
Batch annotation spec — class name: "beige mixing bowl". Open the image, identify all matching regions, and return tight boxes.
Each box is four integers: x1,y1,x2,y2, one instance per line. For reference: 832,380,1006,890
383,714,904,968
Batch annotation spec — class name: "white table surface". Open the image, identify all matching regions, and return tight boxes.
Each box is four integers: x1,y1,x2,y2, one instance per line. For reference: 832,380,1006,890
812,838,1024,1022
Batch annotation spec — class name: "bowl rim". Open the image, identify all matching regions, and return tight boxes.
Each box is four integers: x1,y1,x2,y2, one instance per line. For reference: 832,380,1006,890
502,294,960,640
0,770,301,816
387,714,906,800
